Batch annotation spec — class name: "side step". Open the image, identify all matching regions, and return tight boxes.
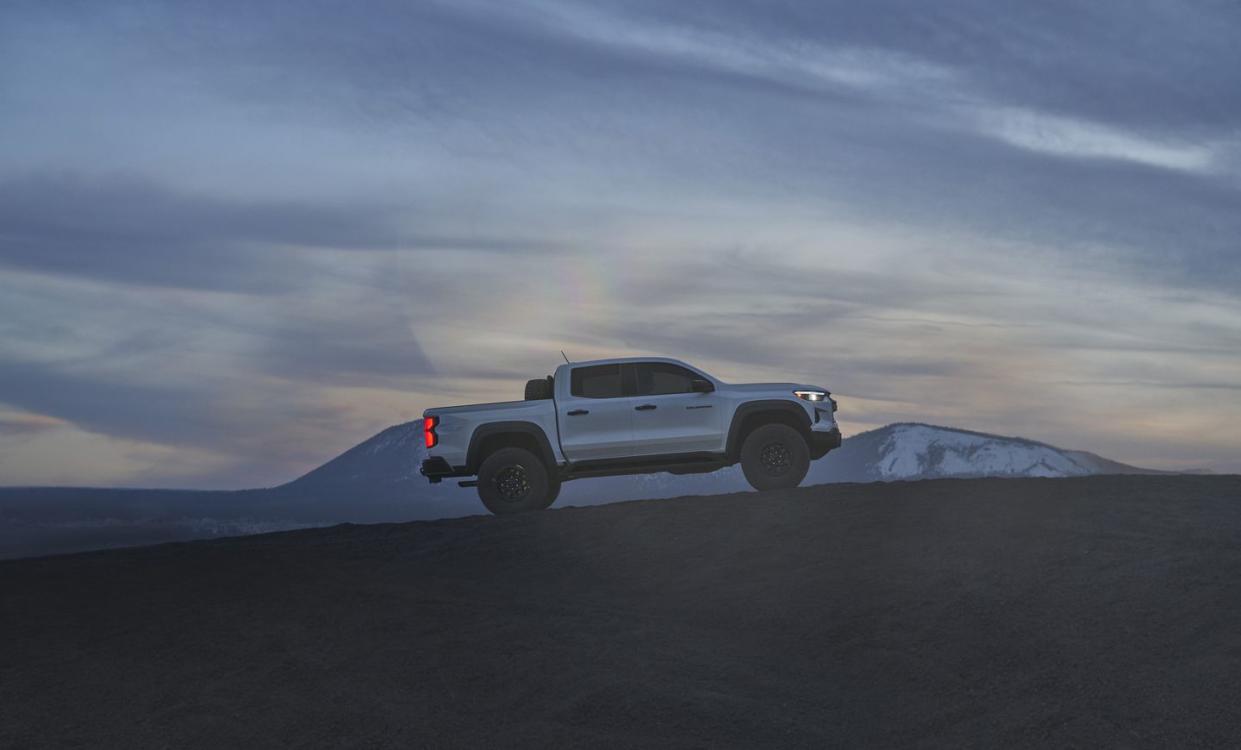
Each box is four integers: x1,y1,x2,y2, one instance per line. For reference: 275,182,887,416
564,453,727,481
457,480,478,488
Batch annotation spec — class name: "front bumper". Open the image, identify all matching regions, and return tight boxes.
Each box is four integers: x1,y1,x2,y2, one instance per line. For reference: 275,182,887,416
809,426,842,460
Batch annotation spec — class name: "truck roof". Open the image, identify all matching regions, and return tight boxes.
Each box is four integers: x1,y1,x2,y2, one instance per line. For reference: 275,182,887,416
557,356,696,369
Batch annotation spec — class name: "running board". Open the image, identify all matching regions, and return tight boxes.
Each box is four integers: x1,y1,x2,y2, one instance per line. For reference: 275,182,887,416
564,453,727,481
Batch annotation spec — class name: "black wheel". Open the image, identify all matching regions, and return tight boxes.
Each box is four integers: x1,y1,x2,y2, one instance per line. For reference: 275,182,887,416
477,447,553,514
740,423,810,491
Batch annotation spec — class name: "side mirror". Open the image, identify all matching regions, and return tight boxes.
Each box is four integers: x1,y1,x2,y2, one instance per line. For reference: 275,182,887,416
691,379,714,393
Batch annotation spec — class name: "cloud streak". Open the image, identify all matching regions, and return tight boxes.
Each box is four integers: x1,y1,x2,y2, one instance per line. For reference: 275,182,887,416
978,108,1219,173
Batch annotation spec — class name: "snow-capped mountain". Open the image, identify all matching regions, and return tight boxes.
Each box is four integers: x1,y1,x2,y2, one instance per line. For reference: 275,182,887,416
810,423,1161,485
271,421,474,518
285,421,430,494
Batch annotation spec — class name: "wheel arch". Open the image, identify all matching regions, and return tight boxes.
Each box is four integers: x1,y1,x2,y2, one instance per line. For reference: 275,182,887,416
725,400,812,461
467,422,557,474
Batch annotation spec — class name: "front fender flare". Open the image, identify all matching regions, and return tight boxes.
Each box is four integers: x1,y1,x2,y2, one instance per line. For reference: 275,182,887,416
725,400,812,460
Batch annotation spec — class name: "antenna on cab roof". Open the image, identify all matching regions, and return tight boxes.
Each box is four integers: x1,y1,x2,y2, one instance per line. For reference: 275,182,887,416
560,350,571,364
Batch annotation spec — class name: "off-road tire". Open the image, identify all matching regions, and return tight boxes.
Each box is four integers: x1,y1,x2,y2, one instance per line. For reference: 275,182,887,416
477,447,553,514
740,423,810,491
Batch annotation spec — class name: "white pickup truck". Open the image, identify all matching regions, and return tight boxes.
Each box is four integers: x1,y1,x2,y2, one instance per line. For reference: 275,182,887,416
420,357,841,514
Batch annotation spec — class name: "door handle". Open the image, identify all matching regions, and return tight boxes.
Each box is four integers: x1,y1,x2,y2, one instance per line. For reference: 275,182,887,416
634,404,657,411
567,409,589,416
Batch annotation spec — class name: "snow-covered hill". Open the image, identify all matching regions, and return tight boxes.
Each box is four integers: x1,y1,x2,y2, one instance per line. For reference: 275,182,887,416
877,424,1089,478
812,423,1161,484
286,421,429,493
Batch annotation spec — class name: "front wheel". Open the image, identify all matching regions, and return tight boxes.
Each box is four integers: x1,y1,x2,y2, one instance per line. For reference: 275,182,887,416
740,423,810,491
477,447,553,515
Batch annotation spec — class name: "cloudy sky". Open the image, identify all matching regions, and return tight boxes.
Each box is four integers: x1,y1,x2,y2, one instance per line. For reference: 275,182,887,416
2,0,1239,488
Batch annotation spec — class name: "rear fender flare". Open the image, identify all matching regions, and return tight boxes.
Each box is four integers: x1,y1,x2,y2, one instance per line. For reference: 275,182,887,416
466,421,557,474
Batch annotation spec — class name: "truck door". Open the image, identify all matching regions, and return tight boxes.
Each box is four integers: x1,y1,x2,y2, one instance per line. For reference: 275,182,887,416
628,361,724,456
556,363,638,461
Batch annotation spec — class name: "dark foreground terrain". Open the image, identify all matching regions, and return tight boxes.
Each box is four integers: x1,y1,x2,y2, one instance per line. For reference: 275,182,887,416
3,475,1240,748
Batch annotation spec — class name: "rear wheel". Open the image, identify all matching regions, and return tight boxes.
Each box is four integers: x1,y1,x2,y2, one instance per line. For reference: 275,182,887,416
740,423,810,491
477,447,553,514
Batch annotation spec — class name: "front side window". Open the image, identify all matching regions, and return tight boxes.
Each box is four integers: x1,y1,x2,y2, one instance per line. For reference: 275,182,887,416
570,364,624,398
634,362,701,396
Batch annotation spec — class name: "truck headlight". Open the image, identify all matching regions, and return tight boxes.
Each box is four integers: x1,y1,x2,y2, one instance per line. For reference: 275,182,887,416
793,390,828,402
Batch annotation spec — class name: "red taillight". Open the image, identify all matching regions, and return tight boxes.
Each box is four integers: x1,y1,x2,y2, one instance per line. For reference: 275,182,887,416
424,416,438,449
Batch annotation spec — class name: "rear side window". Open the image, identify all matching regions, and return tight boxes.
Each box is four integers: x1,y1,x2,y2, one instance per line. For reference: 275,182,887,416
635,362,700,395
570,364,624,398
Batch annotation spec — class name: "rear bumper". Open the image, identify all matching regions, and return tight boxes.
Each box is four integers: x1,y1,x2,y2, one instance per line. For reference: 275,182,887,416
809,427,842,460
420,457,470,484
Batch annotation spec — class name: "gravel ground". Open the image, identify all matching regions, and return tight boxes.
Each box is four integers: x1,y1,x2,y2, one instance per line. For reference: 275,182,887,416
3,475,1241,748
